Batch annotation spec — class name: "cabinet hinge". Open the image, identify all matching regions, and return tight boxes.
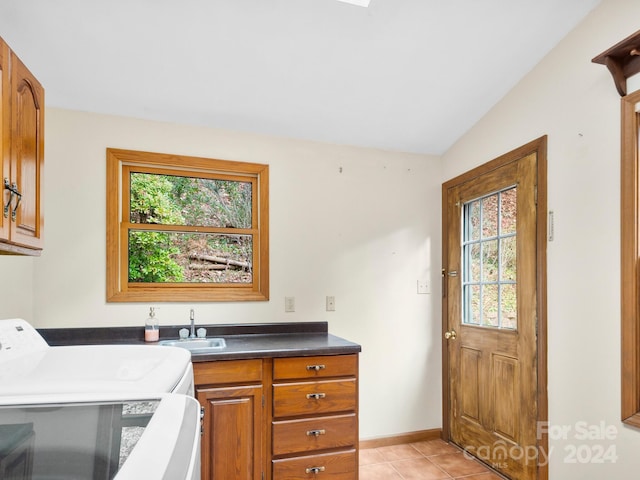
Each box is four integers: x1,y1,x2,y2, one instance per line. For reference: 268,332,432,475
262,394,265,408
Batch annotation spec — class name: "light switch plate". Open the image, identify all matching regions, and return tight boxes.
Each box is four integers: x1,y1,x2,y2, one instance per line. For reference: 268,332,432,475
326,296,335,311
285,296,295,312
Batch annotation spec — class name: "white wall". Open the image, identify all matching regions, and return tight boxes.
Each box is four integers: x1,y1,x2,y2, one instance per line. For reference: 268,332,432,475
2,109,443,440
0,256,34,319
442,0,640,477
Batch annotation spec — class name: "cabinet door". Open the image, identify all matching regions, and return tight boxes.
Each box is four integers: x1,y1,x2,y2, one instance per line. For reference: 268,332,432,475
198,384,263,480
9,52,43,249
0,39,9,242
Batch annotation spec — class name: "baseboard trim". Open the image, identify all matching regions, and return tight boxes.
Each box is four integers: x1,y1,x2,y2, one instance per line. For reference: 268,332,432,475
359,428,443,449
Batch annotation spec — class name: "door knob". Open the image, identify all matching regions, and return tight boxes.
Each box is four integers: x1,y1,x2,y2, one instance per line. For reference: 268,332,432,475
444,329,457,340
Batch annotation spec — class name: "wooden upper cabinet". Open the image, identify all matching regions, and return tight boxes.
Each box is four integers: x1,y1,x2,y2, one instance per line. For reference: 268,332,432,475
0,37,44,255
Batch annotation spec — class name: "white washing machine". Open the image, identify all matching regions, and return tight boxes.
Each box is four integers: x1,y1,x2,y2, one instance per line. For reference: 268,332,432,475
0,318,194,397
0,319,199,479
0,391,200,480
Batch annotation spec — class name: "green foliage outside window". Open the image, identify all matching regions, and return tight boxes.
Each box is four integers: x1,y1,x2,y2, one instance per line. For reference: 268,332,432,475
129,231,185,282
128,173,185,283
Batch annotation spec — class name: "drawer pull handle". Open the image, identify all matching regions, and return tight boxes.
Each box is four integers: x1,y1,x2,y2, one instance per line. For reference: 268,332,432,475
306,364,326,371
305,466,325,474
306,393,326,400
306,429,326,437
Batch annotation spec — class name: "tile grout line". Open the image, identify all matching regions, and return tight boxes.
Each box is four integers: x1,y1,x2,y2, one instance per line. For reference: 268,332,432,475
390,453,456,480
360,443,503,479
362,445,459,479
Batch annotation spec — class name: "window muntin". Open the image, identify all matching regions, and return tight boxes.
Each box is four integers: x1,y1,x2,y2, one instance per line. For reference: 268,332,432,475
462,186,517,329
107,149,269,302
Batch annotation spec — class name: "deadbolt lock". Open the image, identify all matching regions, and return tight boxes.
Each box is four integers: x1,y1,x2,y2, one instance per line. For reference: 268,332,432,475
444,329,457,340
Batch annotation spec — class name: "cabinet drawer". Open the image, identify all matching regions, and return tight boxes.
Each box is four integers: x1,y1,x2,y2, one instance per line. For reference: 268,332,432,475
273,414,357,456
193,359,262,385
272,449,356,480
273,379,356,417
274,355,357,380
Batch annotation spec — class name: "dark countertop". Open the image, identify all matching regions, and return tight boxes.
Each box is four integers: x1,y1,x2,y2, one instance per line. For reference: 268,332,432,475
37,322,361,361
185,332,359,362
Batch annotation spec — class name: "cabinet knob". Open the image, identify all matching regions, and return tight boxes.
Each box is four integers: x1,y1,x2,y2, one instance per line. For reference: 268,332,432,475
305,466,325,474
306,364,326,371
306,429,326,437
306,393,326,400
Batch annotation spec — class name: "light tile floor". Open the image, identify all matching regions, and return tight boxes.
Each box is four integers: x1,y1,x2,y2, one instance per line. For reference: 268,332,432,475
359,439,506,480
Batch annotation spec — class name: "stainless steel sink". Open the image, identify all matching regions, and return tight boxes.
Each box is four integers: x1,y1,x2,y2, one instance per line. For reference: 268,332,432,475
159,337,226,352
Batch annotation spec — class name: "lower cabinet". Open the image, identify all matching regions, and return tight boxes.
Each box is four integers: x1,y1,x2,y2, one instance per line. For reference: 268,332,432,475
194,354,359,480
194,359,264,480
271,355,358,480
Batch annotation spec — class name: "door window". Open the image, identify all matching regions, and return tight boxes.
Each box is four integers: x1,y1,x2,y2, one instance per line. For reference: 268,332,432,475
462,186,517,329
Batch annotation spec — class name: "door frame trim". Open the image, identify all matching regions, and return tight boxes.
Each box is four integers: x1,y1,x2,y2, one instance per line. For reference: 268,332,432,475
441,136,548,480
620,89,640,426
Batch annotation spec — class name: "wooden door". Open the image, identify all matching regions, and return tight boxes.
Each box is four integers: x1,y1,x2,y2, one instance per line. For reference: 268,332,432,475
10,51,44,249
197,384,263,480
0,38,10,242
443,140,547,480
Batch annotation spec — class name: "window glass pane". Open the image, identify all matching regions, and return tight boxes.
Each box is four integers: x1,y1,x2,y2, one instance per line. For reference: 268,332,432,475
468,200,481,241
469,243,481,282
130,173,252,228
501,187,517,234
500,236,516,281
501,284,517,329
482,240,498,281
482,284,499,327
482,194,498,238
128,231,252,283
465,284,481,325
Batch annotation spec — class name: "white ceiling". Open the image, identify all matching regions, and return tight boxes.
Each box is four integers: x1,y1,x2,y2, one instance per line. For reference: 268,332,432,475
0,0,600,155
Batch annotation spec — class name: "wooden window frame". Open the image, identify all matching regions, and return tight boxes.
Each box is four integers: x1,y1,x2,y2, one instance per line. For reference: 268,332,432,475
106,148,269,303
621,89,640,426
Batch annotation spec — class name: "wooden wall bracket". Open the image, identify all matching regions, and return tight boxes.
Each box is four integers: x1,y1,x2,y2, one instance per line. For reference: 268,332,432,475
593,29,640,96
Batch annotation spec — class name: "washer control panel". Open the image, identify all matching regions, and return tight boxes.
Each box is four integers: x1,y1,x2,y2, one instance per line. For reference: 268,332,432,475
0,319,48,360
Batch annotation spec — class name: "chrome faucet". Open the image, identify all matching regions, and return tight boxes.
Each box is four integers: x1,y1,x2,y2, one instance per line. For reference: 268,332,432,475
189,308,196,338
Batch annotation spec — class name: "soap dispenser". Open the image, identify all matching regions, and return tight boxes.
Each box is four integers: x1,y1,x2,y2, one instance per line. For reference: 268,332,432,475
145,307,159,342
